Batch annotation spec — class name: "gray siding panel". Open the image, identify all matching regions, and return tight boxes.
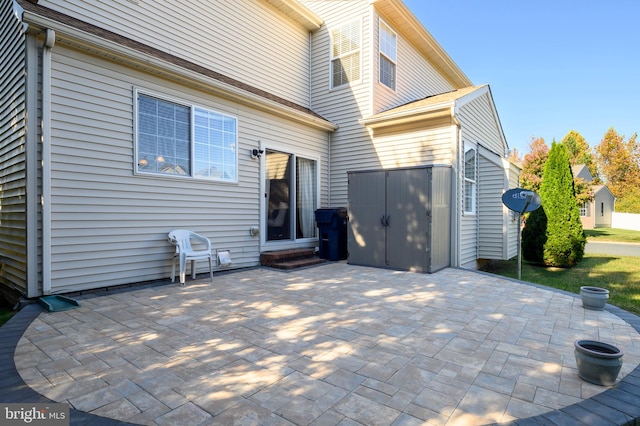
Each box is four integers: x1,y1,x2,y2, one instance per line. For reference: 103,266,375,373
0,0,28,302
478,154,507,259
47,45,328,294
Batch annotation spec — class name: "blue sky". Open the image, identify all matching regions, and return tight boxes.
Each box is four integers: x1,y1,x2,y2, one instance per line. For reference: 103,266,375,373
403,0,640,156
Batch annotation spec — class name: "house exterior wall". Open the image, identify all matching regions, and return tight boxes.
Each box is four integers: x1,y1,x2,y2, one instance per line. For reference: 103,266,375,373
594,190,614,228
303,0,457,207
457,92,512,267
37,0,313,107
45,43,329,294
304,0,372,206
0,1,29,303
371,10,453,114
580,202,596,229
477,152,508,260
506,161,520,259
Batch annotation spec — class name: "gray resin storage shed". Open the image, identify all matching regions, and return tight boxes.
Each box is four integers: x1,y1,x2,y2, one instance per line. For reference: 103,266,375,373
347,165,451,273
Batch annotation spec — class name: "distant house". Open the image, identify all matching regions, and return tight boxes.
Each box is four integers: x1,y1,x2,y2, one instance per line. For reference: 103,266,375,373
1,0,519,304
572,165,615,229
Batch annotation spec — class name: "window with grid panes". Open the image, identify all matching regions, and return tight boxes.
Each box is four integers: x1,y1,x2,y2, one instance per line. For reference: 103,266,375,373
379,20,397,90
464,148,476,214
136,93,237,182
331,19,361,88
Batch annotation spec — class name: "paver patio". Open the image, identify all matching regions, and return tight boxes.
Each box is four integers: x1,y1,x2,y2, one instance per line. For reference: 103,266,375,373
7,263,640,425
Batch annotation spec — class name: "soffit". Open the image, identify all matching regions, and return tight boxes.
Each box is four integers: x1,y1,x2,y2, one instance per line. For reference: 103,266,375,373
372,0,472,89
263,0,323,31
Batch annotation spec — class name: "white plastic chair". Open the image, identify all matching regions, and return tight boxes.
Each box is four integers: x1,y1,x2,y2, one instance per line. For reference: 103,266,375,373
168,229,213,285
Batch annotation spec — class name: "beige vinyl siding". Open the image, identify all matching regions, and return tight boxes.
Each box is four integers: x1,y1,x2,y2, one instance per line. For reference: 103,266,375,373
47,45,328,294
477,152,507,259
506,161,520,259
456,92,506,156
371,123,455,168
304,1,374,207
372,12,454,115
0,0,28,302
39,0,312,107
457,95,511,265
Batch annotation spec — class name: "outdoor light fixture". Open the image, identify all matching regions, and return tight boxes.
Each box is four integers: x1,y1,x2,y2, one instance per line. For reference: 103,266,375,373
250,148,264,159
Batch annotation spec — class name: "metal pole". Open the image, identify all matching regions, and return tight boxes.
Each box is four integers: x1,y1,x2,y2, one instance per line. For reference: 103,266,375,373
517,214,522,280
517,194,533,281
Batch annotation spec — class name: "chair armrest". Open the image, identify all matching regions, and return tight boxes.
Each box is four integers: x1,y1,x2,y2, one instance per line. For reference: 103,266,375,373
190,233,212,251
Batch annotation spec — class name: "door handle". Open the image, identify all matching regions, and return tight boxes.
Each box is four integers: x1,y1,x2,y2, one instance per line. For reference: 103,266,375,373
381,214,387,227
386,215,390,227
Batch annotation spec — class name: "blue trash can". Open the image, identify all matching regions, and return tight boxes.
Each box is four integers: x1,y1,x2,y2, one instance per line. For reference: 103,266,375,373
315,208,348,261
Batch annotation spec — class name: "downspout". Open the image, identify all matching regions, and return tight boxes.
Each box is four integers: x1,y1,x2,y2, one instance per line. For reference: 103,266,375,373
26,30,39,298
42,29,55,295
451,110,461,268
308,31,312,110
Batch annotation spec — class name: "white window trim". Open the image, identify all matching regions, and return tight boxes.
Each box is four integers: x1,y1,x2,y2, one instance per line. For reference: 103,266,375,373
329,18,362,89
463,145,477,215
261,144,321,247
378,18,397,91
134,89,238,183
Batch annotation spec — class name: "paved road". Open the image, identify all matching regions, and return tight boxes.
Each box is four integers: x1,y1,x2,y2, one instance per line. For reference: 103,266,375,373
585,241,640,257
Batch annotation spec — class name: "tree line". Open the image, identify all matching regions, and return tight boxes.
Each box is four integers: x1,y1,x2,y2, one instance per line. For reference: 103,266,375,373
511,128,640,213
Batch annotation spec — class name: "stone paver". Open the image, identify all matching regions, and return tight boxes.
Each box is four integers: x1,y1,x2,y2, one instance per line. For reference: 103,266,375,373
4,263,640,425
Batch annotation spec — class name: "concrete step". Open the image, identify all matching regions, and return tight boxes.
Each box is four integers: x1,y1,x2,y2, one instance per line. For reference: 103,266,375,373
260,248,326,270
260,248,316,266
269,256,326,270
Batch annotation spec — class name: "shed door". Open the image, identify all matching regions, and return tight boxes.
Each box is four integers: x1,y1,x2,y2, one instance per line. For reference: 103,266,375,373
347,171,386,267
386,168,431,271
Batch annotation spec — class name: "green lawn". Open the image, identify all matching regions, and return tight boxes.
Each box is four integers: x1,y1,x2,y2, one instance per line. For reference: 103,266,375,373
484,255,640,315
485,228,640,315
585,227,640,243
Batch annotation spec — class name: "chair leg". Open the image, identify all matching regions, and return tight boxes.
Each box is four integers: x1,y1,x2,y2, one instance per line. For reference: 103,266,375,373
191,260,196,279
179,254,186,286
171,257,176,283
209,257,213,283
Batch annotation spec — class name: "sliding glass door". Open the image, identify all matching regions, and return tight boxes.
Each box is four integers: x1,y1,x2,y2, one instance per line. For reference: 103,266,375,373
265,149,317,242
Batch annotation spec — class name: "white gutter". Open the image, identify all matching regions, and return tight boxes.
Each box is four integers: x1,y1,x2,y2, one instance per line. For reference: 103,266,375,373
42,28,55,295
451,110,461,268
25,30,39,298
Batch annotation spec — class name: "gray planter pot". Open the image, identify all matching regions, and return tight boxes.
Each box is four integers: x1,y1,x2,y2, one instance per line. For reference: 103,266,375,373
574,339,623,386
580,286,609,311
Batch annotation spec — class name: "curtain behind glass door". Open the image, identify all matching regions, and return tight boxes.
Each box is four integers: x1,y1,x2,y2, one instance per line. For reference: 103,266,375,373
296,157,317,239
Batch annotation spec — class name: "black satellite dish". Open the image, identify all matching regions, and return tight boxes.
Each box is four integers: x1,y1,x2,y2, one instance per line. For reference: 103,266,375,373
502,188,541,214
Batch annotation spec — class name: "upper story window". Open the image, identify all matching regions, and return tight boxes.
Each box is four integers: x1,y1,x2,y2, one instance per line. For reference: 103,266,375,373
331,19,361,88
136,92,237,182
379,20,397,90
464,147,477,214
